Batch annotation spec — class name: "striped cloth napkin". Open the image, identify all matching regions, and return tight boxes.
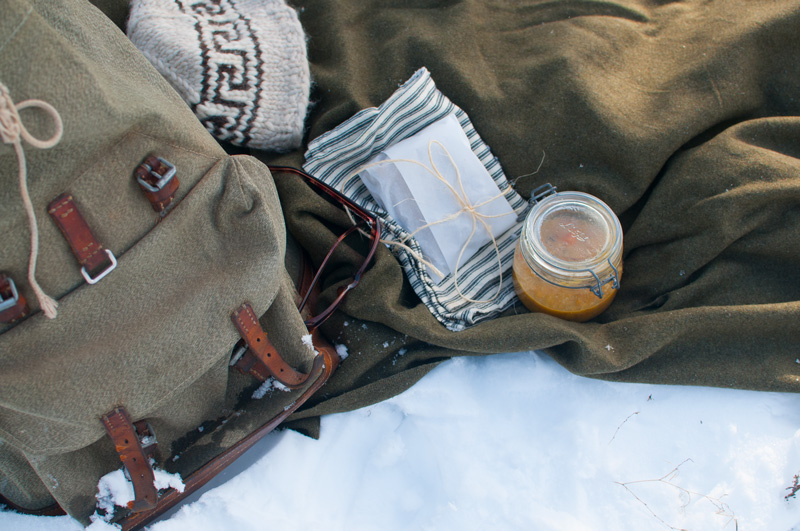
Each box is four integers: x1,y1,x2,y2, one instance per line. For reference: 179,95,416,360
303,68,527,331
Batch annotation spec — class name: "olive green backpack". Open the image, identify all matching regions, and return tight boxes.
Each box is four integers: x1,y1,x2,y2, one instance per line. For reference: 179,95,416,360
0,0,337,527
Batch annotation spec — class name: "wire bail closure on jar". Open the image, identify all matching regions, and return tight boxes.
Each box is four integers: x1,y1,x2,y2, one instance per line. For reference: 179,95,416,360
528,257,621,299
516,183,558,222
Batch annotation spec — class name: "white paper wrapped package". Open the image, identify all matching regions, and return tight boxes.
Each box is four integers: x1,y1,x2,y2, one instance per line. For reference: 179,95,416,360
304,67,530,331
358,115,517,283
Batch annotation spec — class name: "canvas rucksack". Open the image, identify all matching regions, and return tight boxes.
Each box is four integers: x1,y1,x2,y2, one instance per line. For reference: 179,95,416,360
0,0,349,527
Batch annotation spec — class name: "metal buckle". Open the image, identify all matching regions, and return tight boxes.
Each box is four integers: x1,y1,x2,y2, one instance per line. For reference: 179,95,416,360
136,157,177,193
134,421,158,455
81,249,117,284
0,276,20,312
229,342,248,367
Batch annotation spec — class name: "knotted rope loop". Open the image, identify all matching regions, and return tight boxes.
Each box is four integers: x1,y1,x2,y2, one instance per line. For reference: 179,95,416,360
0,81,64,319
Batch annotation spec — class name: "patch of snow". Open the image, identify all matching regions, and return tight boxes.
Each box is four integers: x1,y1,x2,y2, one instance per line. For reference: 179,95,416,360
252,379,291,399
335,344,349,360
144,352,800,531
301,334,314,351
94,470,131,520
252,379,274,399
153,469,185,494
94,466,184,523
86,515,120,530
3,351,800,531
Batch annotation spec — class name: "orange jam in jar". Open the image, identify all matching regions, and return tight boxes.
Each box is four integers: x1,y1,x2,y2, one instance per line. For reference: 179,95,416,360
512,190,623,322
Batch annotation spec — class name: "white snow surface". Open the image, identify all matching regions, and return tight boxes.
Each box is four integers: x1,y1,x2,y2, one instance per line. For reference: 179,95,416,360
3,351,800,530
301,334,315,351
335,343,349,360
87,467,184,528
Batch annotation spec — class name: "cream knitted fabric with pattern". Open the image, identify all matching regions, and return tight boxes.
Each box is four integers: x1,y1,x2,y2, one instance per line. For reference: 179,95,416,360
127,0,310,151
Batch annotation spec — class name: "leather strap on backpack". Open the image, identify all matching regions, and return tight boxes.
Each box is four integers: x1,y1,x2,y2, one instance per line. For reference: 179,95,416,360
134,156,179,214
101,407,158,512
230,302,317,389
47,193,116,284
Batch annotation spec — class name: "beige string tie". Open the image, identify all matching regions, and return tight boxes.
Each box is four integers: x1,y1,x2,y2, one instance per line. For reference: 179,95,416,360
0,81,63,319
342,140,524,304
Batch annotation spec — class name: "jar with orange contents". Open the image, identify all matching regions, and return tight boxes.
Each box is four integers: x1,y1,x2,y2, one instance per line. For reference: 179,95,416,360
512,189,623,322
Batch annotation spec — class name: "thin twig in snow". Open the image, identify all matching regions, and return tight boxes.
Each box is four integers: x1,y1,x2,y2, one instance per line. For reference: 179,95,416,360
609,411,639,444
785,472,800,500
615,458,738,530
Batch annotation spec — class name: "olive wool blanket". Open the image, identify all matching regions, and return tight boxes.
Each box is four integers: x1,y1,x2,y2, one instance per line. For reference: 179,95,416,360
95,0,800,423
269,0,800,429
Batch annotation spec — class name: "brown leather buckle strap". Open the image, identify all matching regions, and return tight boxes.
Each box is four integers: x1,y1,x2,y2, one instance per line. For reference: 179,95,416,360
101,408,158,512
230,302,315,389
0,274,28,323
48,193,116,284
134,156,179,214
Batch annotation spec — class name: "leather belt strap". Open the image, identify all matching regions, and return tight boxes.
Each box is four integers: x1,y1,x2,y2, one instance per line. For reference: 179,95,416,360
101,407,158,512
233,250,317,381
230,302,314,389
134,156,179,214
0,274,28,323
48,193,116,284
231,346,275,382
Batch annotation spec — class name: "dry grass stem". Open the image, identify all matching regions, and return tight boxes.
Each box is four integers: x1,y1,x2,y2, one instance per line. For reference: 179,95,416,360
608,410,639,444
615,458,738,531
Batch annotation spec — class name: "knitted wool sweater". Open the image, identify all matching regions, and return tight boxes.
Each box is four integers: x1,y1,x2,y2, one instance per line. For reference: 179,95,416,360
127,0,311,152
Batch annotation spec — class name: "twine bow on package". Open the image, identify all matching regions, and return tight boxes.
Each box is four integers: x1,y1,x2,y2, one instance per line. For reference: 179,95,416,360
357,114,518,284
304,68,528,331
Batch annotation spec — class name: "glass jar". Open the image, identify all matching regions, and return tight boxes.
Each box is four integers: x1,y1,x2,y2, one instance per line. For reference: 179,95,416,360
512,190,623,322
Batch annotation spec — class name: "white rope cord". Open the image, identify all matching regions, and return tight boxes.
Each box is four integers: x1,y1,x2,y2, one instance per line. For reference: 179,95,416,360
0,81,63,319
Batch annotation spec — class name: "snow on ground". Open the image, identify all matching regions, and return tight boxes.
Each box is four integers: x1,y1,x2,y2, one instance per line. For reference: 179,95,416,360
3,350,800,530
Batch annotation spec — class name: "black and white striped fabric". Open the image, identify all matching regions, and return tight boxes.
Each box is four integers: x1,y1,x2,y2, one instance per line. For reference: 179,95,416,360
304,68,527,331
